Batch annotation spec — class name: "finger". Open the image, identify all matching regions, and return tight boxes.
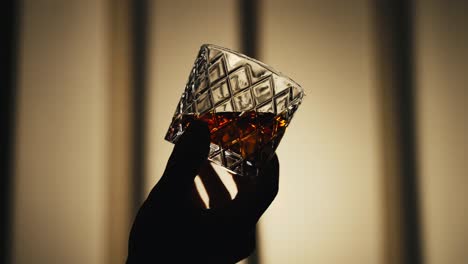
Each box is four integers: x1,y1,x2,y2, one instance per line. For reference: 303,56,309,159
160,120,210,192
236,153,279,221
231,173,250,196
198,161,231,209
205,154,279,228
254,153,280,205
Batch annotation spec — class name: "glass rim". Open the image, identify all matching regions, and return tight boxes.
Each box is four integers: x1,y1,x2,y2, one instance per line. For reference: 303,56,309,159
202,44,305,96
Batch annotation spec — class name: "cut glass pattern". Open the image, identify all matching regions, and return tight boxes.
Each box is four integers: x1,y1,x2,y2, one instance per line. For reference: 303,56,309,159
165,44,305,177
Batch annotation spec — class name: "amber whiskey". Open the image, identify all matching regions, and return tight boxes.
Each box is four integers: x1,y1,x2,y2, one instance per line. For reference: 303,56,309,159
180,111,288,160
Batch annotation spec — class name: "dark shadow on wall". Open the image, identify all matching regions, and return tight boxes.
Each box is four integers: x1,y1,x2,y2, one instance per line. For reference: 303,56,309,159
131,0,149,215
2,1,20,264
373,1,423,264
239,0,260,263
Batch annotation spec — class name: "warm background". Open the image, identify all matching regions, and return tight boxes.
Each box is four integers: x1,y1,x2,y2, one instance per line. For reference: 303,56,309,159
2,0,467,264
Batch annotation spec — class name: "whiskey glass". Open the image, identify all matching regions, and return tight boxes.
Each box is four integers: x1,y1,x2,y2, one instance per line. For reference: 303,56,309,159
165,44,304,177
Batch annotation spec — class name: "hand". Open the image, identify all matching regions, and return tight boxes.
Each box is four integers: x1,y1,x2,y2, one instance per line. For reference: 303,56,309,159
127,120,279,263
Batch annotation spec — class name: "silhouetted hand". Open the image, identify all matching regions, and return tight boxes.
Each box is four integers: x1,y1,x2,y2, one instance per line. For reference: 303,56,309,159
127,120,279,263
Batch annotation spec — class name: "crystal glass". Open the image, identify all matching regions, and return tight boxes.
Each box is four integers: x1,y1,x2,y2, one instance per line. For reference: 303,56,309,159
165,44,304,177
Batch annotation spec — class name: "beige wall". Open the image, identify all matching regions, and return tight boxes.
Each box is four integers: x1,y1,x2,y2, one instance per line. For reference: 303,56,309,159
13,1,109,263
258,0,383,263
12,0,467,263
415,1,468,263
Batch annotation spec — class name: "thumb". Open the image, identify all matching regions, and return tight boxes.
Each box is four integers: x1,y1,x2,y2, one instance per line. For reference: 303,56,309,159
162,120,211,189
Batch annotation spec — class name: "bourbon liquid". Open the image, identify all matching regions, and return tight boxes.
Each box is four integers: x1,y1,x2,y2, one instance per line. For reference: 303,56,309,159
181,111,287,159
